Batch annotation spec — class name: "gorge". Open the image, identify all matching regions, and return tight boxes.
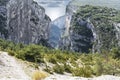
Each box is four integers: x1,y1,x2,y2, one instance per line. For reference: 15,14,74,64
48,0,120,53
0,0,120,53
0,0,120,80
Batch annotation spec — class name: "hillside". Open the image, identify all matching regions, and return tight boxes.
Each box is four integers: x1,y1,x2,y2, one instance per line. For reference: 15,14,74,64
0,39,120,78
61,2,120,53
0,48,120,80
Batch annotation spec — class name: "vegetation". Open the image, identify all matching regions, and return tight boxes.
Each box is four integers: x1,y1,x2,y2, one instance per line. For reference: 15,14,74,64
0,3,120,79
32,70,48,80
0,38,120,77
72,66,92,77
53,64,65,74
71,5,120,53
0,0,119,78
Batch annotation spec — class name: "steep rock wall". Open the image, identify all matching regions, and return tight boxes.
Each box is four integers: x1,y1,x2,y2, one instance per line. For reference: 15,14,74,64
0,0,9,39
63,3,120,53
0,0,51,44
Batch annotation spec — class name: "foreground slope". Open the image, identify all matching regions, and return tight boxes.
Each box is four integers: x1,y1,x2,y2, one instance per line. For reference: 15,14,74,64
0,52,30,80
0,51,120,80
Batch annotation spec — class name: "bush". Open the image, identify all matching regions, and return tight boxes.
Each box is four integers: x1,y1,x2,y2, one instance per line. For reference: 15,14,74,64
64,64,72,73
16,44,45,63
72,66,92,77
103,58,120,75
32,70,48,80
46,54,57,64
94,59,103,76
111,47,120,59
44,68,53,74
7,49,16,56
53,64,65,74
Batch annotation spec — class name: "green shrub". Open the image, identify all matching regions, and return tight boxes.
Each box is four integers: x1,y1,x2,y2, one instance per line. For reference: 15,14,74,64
94,58,103,76
64,64,72,73
103,58,120,75
111,47,120,59
16,44,45,63
46,54,57,64
7,49,15,56
53,64,65,74
72,66,92,77
44,65,53,74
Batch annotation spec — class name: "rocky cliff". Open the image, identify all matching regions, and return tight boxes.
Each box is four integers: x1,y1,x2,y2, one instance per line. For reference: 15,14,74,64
49,16,66,48
61,0,120,53
0,0,9,39
0,0,51,44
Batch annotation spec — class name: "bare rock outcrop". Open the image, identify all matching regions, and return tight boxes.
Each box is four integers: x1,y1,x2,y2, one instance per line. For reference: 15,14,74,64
0,0,51,44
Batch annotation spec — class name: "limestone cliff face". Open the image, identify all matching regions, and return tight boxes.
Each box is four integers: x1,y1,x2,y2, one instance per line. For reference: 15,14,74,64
0,0,51,44
62,1,120,53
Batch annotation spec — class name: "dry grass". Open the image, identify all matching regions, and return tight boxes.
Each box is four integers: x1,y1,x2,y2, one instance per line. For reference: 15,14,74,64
32,70,48,80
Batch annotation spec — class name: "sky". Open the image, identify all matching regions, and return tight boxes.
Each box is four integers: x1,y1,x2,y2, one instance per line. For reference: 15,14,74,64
34,0,71,21
34,0,120,21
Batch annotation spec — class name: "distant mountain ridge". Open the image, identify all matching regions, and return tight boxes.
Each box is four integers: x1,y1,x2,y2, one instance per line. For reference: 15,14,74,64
0,0,120,53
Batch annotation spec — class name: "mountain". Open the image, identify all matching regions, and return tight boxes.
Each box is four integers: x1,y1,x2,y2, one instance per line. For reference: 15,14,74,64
0,0,120,80
0,0,120,53
0,0,51,44
49,16,66,48
59,0,120,53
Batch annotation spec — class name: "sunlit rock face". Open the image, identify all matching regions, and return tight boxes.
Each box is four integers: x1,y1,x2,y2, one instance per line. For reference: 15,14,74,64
0,0,51,45
114,23,120,46
61,0,120,53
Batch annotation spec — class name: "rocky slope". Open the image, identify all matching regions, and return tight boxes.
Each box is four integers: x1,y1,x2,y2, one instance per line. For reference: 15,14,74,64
0,51,120,80
0,0,51,44
0,51,30,80
45,74,120,80
60,0,120,53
